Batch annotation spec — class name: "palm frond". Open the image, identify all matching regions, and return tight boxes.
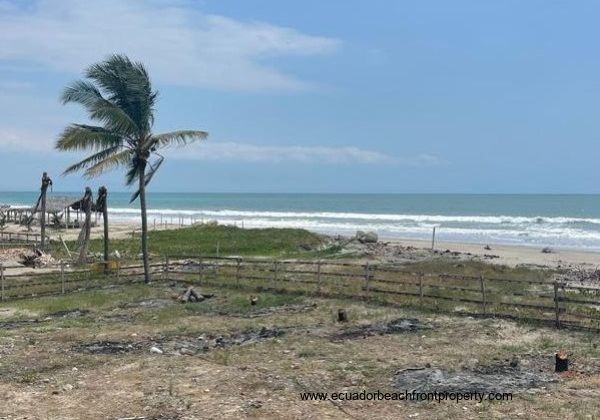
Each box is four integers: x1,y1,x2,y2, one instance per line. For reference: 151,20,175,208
149,130,208,150
61,80,140,136
62,145,123,175
86,54,157,132
56,124,122,152
84,149,132,178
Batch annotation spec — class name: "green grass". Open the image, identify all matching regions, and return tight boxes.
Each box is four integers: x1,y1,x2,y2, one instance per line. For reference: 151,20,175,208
399,258,555,282
0,284,164,316
52,225,328,260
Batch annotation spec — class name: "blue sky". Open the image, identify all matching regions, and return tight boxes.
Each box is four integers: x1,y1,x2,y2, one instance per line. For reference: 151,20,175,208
0,0,599,193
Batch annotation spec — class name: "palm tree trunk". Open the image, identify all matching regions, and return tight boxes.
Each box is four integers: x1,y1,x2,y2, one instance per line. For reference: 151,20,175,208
138,165,151,283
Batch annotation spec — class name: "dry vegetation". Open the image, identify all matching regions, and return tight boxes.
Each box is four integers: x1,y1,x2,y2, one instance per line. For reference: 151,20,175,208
0,226,599,418
0,282,598,419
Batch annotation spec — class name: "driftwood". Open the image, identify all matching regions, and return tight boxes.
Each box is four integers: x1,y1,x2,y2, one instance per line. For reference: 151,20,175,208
178,286,215,303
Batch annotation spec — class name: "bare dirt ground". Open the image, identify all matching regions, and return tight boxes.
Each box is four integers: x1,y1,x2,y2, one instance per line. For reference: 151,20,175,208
0,283,598,419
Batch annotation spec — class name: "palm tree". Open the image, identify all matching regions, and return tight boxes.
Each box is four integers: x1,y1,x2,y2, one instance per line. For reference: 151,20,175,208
56,54,208,283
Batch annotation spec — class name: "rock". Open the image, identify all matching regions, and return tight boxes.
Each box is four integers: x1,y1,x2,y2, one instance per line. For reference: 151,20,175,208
356,230,378,243
541,247,554,254
150,346,163,354
110,250,121,260
62,384,74,392
180,347,196,356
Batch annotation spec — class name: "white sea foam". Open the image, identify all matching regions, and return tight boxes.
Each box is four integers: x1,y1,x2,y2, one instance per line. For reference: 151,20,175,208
106,207,600,226
102,206,600,249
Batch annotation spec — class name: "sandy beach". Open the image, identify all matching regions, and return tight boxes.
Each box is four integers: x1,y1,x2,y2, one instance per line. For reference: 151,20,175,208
390,237,600,269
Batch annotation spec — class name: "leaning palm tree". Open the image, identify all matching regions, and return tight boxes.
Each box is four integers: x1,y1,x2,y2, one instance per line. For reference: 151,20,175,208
56,54,208,283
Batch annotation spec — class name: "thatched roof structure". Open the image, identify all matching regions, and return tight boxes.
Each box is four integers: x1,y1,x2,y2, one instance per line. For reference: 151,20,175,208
36,196,79,213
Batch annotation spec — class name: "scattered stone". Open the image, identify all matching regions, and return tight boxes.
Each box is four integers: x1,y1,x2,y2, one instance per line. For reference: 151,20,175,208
150,346,163,354
541,247,554,254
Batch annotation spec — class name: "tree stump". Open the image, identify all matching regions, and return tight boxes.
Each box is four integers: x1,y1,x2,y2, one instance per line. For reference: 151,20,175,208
555,351,568,372
337,309,348,322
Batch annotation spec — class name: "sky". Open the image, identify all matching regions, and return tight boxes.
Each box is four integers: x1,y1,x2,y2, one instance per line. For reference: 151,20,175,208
0,0,599,193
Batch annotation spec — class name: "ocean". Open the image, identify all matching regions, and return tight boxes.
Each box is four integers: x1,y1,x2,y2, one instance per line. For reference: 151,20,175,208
2,192,600,250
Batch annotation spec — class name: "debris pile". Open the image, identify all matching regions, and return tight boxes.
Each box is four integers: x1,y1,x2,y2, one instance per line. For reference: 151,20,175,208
394,355,558,394
0,247,56,268
19,248,55,267
173,286,215,303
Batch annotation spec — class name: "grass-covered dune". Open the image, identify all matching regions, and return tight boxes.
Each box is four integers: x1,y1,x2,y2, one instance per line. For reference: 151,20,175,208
59,225,329,260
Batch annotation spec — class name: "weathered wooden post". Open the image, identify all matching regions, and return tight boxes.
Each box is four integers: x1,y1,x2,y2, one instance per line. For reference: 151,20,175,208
39,172,52,250
198,254,202,282
554,282,561,328
236,257,241,288
96,186,109,269
431,226,436,250
555,350,569,372
60,261,65,294
316,260,322,295
419,273,424,306
1,263,4,301
479,275,487,315
273,260,279,289
76,187,93,266
364,262,371,300
164,256,169,281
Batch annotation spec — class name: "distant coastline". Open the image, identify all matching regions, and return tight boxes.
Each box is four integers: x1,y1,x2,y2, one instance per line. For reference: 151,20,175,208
2,192,600,251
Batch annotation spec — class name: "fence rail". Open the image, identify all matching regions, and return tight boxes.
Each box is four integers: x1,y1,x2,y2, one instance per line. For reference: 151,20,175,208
0,255,598,332
0,231,49,245
164,255,600,332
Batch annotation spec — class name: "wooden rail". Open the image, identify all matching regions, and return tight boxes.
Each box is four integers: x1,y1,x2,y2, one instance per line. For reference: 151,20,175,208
164,255,600,332
0,255,598,332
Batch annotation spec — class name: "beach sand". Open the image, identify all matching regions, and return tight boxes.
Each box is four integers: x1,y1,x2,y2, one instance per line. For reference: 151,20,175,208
390,237,600,269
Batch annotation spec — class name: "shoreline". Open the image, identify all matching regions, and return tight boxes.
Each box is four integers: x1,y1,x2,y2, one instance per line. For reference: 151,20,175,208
386,236,600,269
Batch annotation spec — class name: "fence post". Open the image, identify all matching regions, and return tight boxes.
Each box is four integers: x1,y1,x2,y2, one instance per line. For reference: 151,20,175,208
164,256,169,281
236,258,241,288
554,282,560,329
479,275,487,315
198,254,202,282
273,260,278,289
419,273,424,306
316,260,322,296
60,261,65,294
0,263,4,301
364,262,370,300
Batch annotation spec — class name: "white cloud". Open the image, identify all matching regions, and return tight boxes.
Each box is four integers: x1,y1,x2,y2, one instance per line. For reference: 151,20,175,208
166,141,441,166
0,0,340,91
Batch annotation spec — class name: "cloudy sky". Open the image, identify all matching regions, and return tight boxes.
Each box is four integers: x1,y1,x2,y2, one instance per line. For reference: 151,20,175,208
0,0,599,193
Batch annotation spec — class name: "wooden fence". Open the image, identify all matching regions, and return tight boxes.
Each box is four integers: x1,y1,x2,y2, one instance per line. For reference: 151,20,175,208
0,231,49,245
0,262,163,301
0,255,598,332
164,255,600,332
